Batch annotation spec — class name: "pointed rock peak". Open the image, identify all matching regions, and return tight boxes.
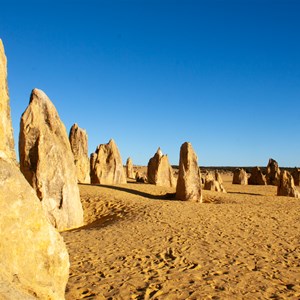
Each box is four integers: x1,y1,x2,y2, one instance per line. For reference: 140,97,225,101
30,88,50,104
109,138,116,145
156,147,163,157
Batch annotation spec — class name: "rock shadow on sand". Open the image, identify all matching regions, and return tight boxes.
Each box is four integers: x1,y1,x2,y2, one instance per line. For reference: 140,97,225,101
80,183,177,201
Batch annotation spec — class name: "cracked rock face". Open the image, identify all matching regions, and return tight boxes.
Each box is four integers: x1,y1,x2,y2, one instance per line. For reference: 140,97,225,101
69,123,90,184
19,88,83,231
176,142,202,202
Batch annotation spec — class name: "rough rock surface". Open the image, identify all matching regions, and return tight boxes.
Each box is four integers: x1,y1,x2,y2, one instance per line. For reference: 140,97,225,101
0,40,16,162
90,139,126,185
232,168,248,185
266,158,281,186
0,158,69,300
1,42,69,299
19,88,84,231
147,148,176,188
126,157,135,179
248,167,267,185
277,170,300,198
69,123,90,183
176,142,202,202
204,171,226,192
291,167,300,186
135,172,147,183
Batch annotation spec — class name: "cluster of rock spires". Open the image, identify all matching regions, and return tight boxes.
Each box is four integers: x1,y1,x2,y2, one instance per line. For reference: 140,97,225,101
232,159,299,198
1,38,300,299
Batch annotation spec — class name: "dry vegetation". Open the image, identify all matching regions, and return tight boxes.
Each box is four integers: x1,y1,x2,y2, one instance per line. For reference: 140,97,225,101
62,173,300,300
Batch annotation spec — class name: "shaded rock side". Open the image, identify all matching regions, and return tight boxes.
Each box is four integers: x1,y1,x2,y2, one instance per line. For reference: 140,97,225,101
90,139,126,184
69,123,90,183
266,158,281,186
176,142,202,202
277,170,300,198
291,167,300,186
126,157,135,179
232,168,248,185
0,40,16,162
147,148,176,188
204,171,226,192
248,167,267,185
19,88,84,231
0,155,69,299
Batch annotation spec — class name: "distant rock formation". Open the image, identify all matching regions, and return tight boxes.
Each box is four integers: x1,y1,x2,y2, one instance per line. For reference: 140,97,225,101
126,157,135,179
277,170,300,198
266,158,281,186
291,167,300,186
147,148,176,187
0,40,16,162
69,123,90,183
135,172,147,183
176,142,202,202
204,171,226,192
90,139,126,185
248,167,267,185
0,40,69,299
232,168,248,185
19,88,84,231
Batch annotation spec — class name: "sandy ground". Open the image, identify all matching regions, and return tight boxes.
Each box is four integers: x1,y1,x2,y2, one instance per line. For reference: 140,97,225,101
61,174,300,300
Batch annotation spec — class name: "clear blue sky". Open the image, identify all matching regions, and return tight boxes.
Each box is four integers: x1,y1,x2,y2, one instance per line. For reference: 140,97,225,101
1,0,300,167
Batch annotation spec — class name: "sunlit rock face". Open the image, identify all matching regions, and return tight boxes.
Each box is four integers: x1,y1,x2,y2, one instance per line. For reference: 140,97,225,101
176,142,202,202
0,40,16,162
147,148,176,188
19,88,84,231
232,168,248,185
277,170,300,198
69,123,91,184
126,157,135,179
90,139,127,185
204,171,226,193
0,40,69,299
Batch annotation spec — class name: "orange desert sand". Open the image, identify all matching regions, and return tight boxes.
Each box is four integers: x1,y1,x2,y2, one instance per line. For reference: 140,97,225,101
62,172,300,300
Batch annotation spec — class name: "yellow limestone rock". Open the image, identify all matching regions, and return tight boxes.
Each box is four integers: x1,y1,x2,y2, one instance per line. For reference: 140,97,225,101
0,40,16,162
69,123,90,183
0,158,69,299
90,139,126,184
176,142,202,202
147,148,176,188
19,89,84,230
0,40,69,299
277,170,300,198
232,168,248,185
126,157,135,179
